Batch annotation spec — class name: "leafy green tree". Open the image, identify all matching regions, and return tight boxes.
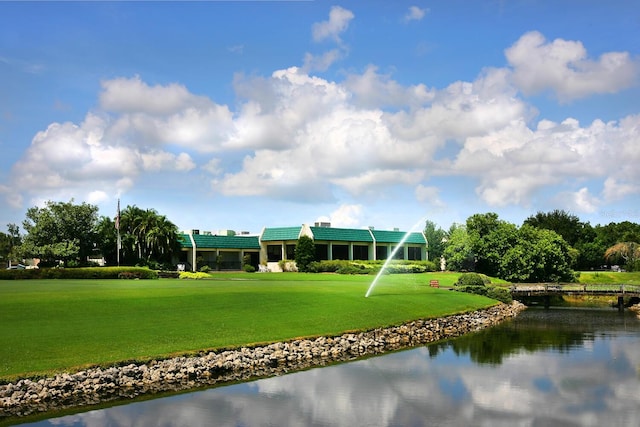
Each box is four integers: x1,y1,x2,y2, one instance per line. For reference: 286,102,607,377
467,213,518,277
295,235,316,272
462,213,575,282
524,209,602,270
502,225,575,282
595,221,640,248
524,209,585,247
575,240,606,270
0,224,22,266
424,220,447,261
442,224,474,271
16,200,99,266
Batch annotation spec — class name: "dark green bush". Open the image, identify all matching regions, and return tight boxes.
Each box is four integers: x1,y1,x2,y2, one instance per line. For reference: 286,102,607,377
305,259,436,275
336,264,372,275
158,270,180,278
455,285,488,296
486,287,512,303
307,260,351,273
0,267,158,280
453,283,512,303
243,264,256,273
455,272,487,287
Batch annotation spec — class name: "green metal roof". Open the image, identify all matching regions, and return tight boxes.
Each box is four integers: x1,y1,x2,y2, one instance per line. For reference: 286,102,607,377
310,226,374,243
260,227,302,241
179,234,260,250
371,229,426,245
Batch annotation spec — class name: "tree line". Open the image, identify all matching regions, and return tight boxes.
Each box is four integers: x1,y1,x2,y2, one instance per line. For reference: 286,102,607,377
0,200,180,269
1,201,639,281
424,210,640,282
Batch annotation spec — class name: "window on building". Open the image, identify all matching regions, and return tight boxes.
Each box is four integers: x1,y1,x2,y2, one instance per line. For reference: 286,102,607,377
353,245,369,260
332,244,349,260
286,244,296,260
376,246,388,260
267,245,282,262
407,246,422,260
315,244,329,260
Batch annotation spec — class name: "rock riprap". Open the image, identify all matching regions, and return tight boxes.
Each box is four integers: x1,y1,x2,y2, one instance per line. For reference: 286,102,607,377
1,301,526,419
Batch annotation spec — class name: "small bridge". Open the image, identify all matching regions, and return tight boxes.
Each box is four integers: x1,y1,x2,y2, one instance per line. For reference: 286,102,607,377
510,283,640,309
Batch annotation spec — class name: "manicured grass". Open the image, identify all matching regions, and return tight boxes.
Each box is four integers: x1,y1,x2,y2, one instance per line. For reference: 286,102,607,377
577,271,640,285
0,273,495,381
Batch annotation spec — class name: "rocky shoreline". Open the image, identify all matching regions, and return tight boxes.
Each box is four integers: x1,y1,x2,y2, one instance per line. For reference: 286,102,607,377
1,301,526,420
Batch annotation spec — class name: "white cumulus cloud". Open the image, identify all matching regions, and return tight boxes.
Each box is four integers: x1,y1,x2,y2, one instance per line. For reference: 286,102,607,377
505,31,639,102
312,6,354,43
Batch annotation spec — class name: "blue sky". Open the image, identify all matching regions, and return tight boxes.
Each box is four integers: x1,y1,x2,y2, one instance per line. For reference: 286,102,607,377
1,1,639,235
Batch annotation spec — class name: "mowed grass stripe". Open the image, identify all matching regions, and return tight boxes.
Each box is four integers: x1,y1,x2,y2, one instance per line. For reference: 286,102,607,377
0,273,494,380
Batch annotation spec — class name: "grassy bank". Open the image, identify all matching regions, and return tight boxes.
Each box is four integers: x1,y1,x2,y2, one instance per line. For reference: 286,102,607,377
577,271,640,285
0,272,494,381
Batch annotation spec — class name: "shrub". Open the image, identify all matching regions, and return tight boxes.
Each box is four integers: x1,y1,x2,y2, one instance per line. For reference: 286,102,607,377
336,264,372,275
158,270,180,278
486,287,513,303
294,236,316,272
455,272,486,287
455,285,488,296
0,266,158,280
179,272,211,279
243,264,256,273
453,283,513,303
278,259,297,272
307,260,351,273
200,265,211,273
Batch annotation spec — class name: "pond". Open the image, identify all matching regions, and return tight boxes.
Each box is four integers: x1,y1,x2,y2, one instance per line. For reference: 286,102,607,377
17,308,640,426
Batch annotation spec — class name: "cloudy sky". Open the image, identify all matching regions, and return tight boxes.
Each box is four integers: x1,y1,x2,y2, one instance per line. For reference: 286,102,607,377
1,1,639,234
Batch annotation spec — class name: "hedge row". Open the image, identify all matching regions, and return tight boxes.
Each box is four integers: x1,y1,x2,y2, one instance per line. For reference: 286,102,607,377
0,267,159,280
305,259,438,275
453,285,512,303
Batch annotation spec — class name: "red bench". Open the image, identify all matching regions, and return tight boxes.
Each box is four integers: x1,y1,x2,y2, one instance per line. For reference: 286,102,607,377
430,280,440,288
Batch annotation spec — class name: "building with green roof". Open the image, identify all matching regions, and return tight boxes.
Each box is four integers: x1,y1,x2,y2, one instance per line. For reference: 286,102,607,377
178,223,427,272
177,231,260,272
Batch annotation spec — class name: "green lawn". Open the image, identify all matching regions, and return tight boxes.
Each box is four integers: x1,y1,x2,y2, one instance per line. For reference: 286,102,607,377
0,272,495,381
577,271,640,285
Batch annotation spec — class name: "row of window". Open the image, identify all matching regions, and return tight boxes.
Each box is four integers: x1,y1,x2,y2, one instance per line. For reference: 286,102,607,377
266,243,423,262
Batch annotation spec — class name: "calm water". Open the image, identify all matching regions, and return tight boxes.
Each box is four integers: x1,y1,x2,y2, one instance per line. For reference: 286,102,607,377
18,308,640,427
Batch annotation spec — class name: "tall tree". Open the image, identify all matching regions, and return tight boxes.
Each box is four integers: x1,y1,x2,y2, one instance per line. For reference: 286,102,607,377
442,225,474,271
423,220,447,261
17,200,99,266
467,213,518,277
145,214,180,263
0,224,22,266
501,225,575,282
295,235,316,272
523,209,585,247
95,216,118,266
118,205,180,266
459,213,575,282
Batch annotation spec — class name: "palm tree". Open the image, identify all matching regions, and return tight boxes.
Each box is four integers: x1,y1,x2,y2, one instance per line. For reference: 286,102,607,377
118,205,180,266
119,205,146,264
145,214,180,263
